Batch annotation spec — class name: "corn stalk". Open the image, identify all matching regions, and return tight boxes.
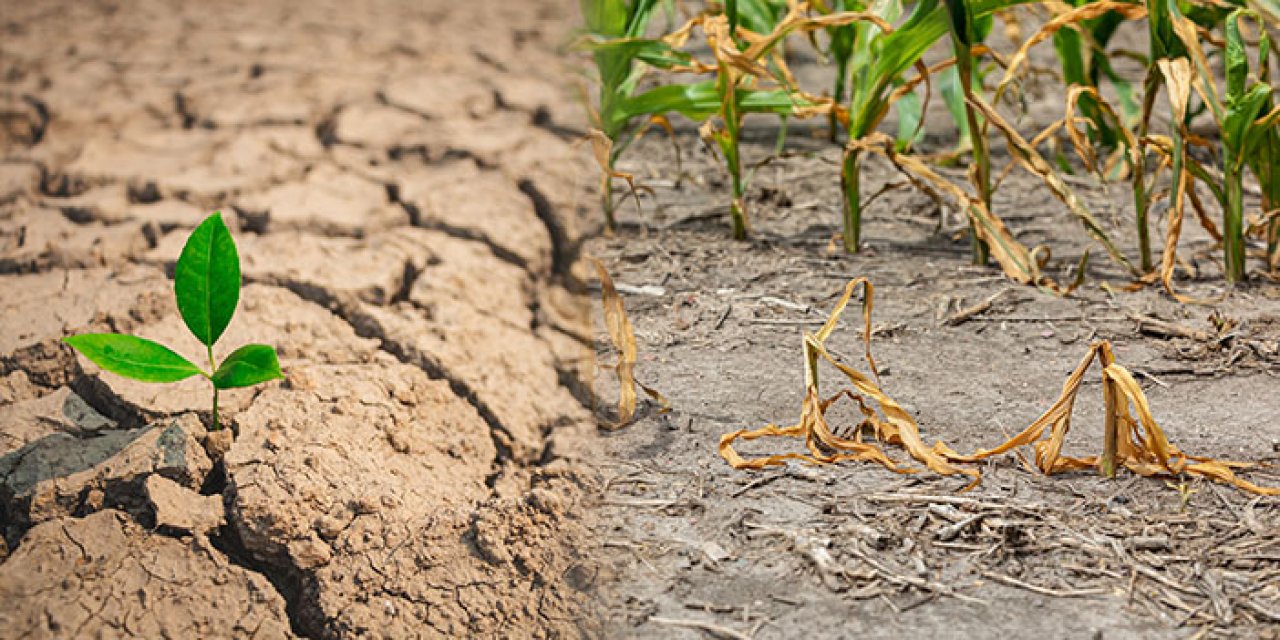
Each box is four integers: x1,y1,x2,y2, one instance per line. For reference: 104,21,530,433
945,0,991,264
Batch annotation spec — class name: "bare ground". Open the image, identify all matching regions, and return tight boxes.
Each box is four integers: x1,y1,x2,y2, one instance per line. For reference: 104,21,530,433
587,115,1280,637
0,0,601,637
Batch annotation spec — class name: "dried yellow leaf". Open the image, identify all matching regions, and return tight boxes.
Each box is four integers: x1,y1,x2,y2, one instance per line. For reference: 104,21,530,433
721,278,1279,496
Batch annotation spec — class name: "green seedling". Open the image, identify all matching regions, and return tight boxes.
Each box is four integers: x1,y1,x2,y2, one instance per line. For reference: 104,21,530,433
63,212,283,431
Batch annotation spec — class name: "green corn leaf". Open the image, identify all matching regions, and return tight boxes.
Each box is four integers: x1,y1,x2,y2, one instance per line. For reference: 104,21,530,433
940,67,972,144
735,0,788,34
1235,86,1277,160
849,0,1034,136
894,88,926,150
1226,10,1249,98
577,37,695,71
945,0,973,46
582,0,629,36
64,334,204,383
615,82,808,125
212,344,284,389
176,212,240,347
624,0,662,37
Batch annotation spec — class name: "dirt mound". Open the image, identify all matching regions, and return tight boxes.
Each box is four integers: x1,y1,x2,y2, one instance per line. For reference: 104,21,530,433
0,0,598,637
0,510,294,638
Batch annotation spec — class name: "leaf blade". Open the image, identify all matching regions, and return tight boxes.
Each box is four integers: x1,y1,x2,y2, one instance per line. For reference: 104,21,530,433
212,344,284,389
63,334,204,383
176,212,240,347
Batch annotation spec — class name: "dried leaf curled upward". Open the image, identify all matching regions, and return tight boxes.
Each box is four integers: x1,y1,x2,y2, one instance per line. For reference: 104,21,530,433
592,258,669,429
720,277,1279,496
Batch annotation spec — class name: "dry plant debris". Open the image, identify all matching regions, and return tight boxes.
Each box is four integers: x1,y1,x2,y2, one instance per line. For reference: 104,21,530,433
593,257,668,428
720,277,1279,496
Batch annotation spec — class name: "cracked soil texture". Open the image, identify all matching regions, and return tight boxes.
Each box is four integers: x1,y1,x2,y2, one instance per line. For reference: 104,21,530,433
0,0,600,637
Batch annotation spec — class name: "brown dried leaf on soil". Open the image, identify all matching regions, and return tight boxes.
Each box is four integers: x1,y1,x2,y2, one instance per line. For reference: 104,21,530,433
720,278,1280,496
591,258,668,429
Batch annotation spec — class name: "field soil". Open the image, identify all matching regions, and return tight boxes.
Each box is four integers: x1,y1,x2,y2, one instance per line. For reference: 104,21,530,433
4,1,1280,639
586,19,1280,640
0,0,600,637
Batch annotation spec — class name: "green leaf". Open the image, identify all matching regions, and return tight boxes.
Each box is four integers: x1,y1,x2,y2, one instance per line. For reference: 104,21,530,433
1226,10,1250,98
893,88,926,150
212,344,284,389
63,334,204,383
176,212,240,347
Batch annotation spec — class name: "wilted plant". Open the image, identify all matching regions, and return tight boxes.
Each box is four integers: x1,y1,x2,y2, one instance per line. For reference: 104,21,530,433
720,276,1280,495
63,213,283,431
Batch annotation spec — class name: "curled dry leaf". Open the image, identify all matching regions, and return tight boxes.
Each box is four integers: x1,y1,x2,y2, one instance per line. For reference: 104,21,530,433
720,277,1279,496
592,258,669,429
993,2,1148,106
587,129,643,222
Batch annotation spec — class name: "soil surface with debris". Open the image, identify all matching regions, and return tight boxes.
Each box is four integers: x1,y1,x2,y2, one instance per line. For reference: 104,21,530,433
586,26,1280,640
1,0,600,638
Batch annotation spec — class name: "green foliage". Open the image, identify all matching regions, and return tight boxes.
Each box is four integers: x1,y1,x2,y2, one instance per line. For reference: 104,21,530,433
176,212,241,346
213,344,286,389
579,0,1280,286
1220,9,1277,281
578,0,676,229
61,335,204,383
64,212,283,430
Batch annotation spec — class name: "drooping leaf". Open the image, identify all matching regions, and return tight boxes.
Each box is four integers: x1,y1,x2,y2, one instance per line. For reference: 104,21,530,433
63,334,204,383
175,212,240,347
212,344,284,389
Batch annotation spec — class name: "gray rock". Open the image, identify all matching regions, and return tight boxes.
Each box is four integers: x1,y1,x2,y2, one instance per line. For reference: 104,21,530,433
0,413,211,538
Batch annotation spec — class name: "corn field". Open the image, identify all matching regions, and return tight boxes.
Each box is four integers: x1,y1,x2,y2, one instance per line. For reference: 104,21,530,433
579,0,1280,293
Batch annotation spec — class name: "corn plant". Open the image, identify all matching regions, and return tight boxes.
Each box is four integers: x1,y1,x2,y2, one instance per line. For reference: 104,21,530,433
945,0,992,264
63,213,283,430
1221,9,1278,282
1050,0,1140,154
579,0,676,232
1148,0,1278,283
1246,1,1280,270
838,0,911,254
838,0,1031,254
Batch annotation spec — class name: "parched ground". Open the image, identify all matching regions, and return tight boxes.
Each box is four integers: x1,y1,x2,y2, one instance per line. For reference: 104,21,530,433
586,45,1280,640
0,0,601,638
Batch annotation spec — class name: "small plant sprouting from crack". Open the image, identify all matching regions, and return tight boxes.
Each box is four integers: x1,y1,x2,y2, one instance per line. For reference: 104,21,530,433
63,212,283,431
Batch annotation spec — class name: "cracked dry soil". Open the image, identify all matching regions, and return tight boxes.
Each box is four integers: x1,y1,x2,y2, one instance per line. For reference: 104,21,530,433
1,0,602,637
